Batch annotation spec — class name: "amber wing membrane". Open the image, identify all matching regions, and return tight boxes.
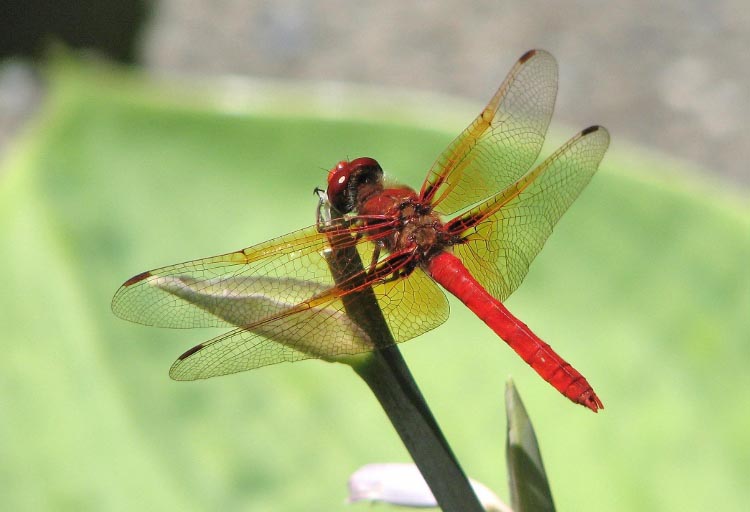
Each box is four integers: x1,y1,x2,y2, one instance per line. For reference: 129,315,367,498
447,126,610,302
112,222,449,380
420,49,558,215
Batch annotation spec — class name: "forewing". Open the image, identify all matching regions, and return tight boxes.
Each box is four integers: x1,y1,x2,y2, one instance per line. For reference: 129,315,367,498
449,126,610,301
420,49,558,215
112,221,363,329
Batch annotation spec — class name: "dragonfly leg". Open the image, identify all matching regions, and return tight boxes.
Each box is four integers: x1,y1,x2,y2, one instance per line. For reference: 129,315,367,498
368,244,382,273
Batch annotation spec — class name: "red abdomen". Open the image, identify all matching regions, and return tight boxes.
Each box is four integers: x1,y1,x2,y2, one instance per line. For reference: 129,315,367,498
426,251,603,412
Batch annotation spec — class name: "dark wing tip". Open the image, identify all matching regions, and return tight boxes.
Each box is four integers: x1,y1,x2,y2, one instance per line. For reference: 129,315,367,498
581,125,603,136
519,49,538,63
112,270,153,317
122,270,152,287
177,343,205,361
581,125,610,150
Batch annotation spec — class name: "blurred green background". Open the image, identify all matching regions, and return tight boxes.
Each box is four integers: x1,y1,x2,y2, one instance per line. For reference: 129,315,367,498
1,59,747,511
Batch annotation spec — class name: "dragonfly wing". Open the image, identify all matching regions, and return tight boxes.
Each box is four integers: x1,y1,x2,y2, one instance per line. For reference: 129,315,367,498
169,266,450,380
168,295,372,380
420,49,558,215
448,126,610,301
112,221,362,329
374,266,450,343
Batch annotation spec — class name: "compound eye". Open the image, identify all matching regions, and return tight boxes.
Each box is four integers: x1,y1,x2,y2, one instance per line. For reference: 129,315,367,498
348,157,380,172
326,157,383,213
326,160,353,209
327,161,350,186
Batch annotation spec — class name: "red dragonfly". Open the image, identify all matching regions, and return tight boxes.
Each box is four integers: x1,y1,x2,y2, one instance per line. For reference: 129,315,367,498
113,49,609,412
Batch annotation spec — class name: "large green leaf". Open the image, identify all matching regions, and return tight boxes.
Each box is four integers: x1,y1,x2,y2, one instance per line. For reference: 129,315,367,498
1,59,747,511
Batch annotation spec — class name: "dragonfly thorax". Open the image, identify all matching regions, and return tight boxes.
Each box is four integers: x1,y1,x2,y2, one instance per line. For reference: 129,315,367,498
357,187,447,257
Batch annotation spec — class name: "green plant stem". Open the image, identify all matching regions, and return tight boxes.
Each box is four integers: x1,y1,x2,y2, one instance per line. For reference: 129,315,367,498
320,208,483,512
352,350,484,511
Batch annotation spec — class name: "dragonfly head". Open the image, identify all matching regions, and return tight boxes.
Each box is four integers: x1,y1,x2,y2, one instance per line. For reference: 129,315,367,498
327,157,384,213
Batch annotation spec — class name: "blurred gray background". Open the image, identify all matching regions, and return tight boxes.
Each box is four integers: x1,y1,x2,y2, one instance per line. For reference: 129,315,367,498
2,0,748,188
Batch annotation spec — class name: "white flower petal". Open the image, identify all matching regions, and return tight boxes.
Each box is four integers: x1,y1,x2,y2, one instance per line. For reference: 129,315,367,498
348,463,511,512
